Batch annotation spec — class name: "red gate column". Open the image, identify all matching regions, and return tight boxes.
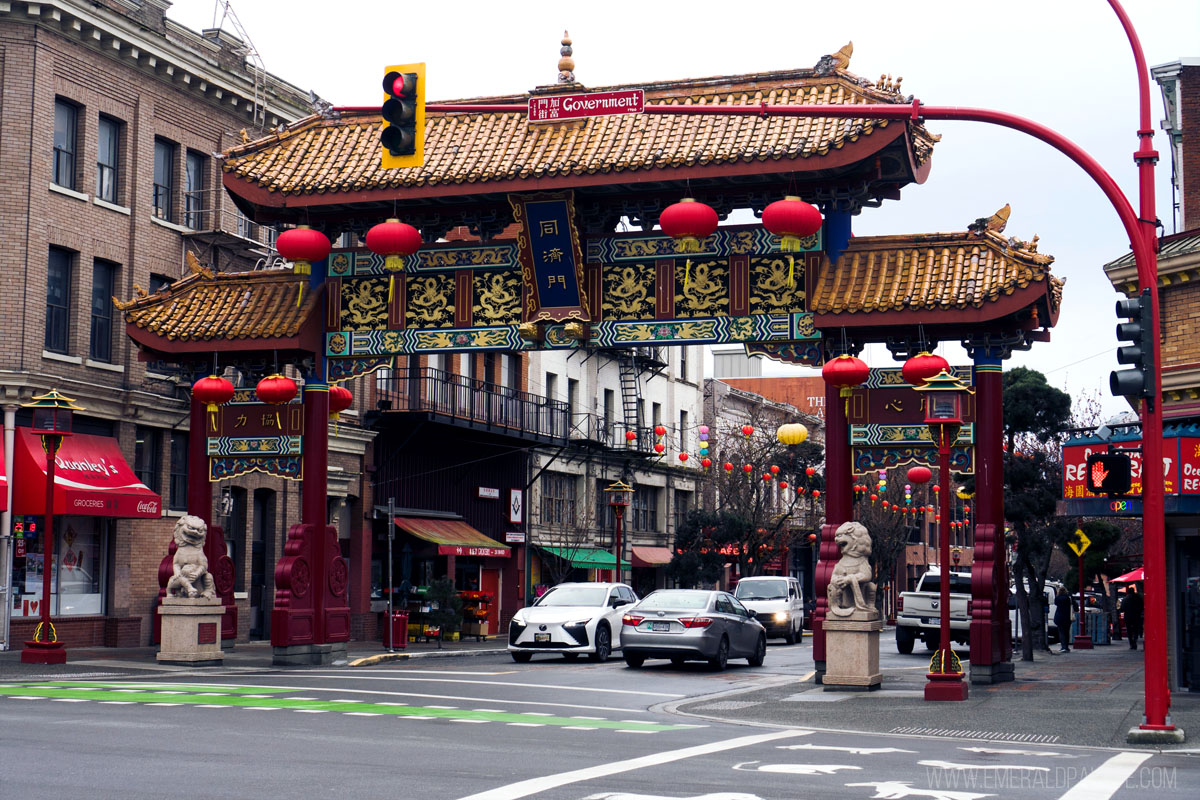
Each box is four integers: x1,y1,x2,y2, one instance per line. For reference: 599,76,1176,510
813,380,853,681
967,347,1013,684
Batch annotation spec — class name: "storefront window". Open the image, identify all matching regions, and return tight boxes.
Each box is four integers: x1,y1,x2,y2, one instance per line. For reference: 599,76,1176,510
10,515,107,618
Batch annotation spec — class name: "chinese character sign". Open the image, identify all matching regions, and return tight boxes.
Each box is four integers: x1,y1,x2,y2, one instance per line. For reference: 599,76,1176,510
510,192,590,323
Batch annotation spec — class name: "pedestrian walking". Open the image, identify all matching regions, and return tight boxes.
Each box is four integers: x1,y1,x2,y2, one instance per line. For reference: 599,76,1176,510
1054,591,1074,652
1121,585,1144,650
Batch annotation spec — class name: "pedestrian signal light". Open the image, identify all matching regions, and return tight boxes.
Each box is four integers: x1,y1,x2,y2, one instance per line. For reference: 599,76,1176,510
381,63,425,169
1109,289,1154,399
1085,452,1132,495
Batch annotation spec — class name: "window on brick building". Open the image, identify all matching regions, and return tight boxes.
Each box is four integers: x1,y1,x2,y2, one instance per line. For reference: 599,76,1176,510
184,150,206,229
674,489,692,533
169,431,188,511
631,487,659,532
134,426,163,494
540,472,576,527
153,138,176,221
90,259,117,362
45,248,72,354
53,99,78,190
96,116,121,203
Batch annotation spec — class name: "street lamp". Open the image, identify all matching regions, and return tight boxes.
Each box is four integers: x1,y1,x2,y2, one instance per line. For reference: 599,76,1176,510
605,480,633,584
914,370,970,701
20,389,83,665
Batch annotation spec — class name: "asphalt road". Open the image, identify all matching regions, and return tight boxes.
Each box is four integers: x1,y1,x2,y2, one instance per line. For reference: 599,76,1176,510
1,641,1195,799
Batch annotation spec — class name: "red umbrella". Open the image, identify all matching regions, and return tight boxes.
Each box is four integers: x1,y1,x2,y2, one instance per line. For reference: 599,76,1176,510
1112,566,1144,583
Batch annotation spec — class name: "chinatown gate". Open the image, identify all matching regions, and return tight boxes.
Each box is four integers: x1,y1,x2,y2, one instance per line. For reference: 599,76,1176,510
121,43,1062,675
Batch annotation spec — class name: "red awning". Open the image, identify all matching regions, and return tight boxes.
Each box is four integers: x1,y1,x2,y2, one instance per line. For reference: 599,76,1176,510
1112,566,1144,583
393,517,510,558
631,546,673,567
13,428,162,518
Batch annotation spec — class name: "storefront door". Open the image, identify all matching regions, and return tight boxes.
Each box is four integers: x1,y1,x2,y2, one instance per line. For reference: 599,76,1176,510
481,568,500,629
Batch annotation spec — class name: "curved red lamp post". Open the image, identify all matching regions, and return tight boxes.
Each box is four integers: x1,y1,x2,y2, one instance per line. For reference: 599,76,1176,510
605,481,633,584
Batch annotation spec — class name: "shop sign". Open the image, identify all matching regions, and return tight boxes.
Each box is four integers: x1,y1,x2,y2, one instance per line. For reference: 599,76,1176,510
509,489,523,523
478,487,500,499
1062,443,1101,498
1062,438,1180,498
1180,438,1200,494
14,537,26,558
437,545,510,558
505,531,526,544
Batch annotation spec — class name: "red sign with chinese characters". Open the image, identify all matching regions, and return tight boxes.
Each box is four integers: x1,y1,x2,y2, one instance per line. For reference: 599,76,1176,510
216,402,303,437
1178,438,1200,494
437,545,510,558
528,89,644,122
1062,438,1181,498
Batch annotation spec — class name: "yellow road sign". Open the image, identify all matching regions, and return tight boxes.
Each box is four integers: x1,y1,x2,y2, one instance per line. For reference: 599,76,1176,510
1069,528,1091,557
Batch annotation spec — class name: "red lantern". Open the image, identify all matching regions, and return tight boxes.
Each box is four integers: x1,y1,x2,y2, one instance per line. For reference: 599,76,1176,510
625,430,637,442
805,466,816,477
366,218,422,273
770,465,780,475
741,425,754,438
779,481,788,489
654,425,667,437
276,226,331,277
807,533,818,542
193,374,234,432
701,458,712,468
762,473,772,482
678,452,689,463
329,385,353,420
659,198,718,253
907,465,933,485
870,494,878,502
901,351,951,387
822,354,870,399
256,374,297,405
933,485,941,493
743,464,753,474
654,442,666,454
811,490,820,499
882,500,890,509
762,196,823,251
797,487,806,495
723,462,734,472
963,505,971,515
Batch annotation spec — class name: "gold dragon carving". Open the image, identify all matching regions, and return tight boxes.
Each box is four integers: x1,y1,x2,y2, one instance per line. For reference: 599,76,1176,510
674,260,729,317
472,271,521,326
406,274,454,328
341,278,389,331
749,256,805,315
602,264,655,319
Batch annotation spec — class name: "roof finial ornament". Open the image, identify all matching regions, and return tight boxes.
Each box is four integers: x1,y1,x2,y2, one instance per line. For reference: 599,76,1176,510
557,30,576,84
814,42,853,76
968,204,1011,236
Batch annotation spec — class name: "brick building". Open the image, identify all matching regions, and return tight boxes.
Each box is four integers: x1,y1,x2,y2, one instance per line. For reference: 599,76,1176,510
0,0,319,650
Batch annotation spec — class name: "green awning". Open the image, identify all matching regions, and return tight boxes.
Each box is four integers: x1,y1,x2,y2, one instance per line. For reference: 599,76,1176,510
539,546,630,570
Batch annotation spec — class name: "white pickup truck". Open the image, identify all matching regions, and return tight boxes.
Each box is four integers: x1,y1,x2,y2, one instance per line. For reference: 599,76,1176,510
895,568,971,654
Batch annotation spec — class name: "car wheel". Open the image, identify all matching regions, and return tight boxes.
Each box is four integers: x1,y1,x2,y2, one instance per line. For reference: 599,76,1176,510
511,651,533,663
669,656,687,667
896,626,915,655
708,637,730,671
924,631,940,651
624,652,645,668
589,625,611,662
563,653,580,661
748,634,766,667
785,623,797,645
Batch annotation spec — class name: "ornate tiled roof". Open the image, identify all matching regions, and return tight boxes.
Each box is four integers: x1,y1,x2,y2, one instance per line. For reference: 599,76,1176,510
222,62,938,198
120,268,318,343
812,228,1059,314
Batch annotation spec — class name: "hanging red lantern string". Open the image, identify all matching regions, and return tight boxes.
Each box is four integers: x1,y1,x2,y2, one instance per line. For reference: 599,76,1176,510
659,198,718,289
366,218,422,303
276,226,331,307
761,196,822,288
193,375,235,432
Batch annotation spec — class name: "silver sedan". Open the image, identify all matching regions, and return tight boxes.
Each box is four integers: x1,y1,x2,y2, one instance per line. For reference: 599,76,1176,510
620,589,767,671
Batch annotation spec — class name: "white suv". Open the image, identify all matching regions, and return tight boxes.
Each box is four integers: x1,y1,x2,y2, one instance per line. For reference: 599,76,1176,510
733,576,805,644
508,582,638,663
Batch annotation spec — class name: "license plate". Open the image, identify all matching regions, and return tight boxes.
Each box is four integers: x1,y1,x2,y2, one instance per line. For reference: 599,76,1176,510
534,633,551,642
921,618,932,625
652,621,671,632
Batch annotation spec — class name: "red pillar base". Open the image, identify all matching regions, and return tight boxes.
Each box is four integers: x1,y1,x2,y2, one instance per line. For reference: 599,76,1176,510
1073,635,1094,650
924,672,969,701
20,640,67,664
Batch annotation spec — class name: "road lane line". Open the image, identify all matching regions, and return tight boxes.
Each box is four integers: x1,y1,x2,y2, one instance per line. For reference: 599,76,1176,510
294,673,683,698
1057,751,1153,800
455,729,810,800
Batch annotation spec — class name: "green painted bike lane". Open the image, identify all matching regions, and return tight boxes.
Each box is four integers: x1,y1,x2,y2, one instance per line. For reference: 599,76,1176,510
0,681,694,732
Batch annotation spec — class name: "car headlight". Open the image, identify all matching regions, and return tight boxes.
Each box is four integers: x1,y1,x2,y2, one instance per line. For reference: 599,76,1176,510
510,614,525,625
569,618,593,627
773,611,789,623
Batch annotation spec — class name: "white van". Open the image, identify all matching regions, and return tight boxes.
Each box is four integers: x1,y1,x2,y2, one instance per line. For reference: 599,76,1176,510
733,575,805,644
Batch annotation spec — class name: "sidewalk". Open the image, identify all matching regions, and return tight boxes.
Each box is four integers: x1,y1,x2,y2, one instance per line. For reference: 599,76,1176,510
674,641,1200,752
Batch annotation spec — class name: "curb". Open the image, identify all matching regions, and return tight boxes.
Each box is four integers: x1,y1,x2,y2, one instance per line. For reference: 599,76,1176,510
348,647,508,667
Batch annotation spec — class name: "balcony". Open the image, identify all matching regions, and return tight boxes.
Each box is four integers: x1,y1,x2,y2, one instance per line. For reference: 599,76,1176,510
376,368,569,445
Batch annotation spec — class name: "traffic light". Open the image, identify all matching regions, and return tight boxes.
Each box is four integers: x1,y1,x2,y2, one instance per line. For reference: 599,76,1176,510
381,62,425,169
1085,452,1132,495
1109,289,1154,399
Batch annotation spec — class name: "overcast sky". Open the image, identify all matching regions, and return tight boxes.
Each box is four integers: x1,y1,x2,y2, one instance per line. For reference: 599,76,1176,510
167,1,1199,421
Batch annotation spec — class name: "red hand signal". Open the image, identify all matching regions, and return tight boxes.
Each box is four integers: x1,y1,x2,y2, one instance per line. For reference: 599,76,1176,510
1091,460,1109,486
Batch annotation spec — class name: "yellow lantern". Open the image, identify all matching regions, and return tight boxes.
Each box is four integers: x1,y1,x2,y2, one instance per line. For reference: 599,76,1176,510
776,423,809,445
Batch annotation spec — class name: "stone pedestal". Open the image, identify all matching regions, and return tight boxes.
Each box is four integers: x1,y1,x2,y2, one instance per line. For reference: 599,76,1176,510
822,610,883,691
157,598,225,666
272,642,348,666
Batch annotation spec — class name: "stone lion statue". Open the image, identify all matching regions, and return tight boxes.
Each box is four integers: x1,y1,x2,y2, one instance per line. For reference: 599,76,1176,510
166,515,216,599
826,521,877,617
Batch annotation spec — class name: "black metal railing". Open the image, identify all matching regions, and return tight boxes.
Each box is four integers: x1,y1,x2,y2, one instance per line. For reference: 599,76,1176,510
377,368,569,443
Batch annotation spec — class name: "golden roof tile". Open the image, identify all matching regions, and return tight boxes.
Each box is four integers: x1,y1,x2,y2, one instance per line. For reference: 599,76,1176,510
811,229,1056,315
223,65,938,198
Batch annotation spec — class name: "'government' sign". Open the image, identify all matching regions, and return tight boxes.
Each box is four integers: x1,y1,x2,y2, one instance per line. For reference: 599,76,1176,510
529,89,644,122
